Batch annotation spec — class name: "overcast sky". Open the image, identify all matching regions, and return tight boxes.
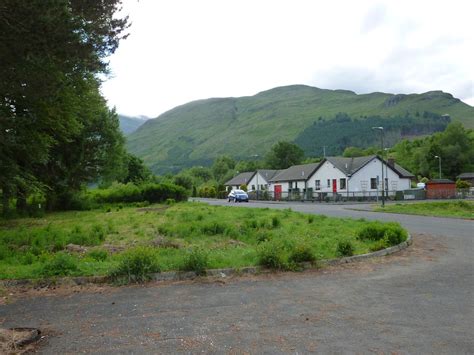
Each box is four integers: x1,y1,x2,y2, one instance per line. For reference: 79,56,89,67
101,0,474,118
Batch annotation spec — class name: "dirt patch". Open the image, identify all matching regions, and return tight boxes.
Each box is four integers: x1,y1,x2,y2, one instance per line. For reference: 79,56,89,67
151,235,183,249
0,328,41,354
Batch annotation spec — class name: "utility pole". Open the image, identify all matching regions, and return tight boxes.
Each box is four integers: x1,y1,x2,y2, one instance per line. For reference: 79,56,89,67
323,146,326,158
372,127,385,207
434,155,442,179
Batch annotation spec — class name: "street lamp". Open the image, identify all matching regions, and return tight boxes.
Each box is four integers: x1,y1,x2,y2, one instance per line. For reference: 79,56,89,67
372,127,385,207
251,154,260,200
434,155,442,179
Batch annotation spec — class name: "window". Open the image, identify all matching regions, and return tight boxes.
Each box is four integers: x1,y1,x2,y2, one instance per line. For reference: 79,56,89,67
315,180,321,190
289,181,293,189
327,179,331,188
370,178,377,189
251,185,255,191
295,181,298,189
340,178,346,190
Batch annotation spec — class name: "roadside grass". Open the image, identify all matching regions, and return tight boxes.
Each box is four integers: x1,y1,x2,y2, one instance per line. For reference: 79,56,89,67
375,200,474,219
0,202,408,280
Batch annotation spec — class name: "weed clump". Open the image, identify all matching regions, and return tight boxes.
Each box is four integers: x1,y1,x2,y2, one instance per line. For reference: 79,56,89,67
257,240,287,270
41,252,79,277
289,243,315,264
109,247,160,283
336,240,354,257
181,248,209,275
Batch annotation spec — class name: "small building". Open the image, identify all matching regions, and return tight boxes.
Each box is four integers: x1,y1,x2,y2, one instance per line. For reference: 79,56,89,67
456,172,474,186
224,172,255,191
269,163,322,200
426,179,456,199
246,169,281,192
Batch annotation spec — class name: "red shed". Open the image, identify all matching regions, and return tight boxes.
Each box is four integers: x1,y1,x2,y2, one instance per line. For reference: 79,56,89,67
426,179,456,199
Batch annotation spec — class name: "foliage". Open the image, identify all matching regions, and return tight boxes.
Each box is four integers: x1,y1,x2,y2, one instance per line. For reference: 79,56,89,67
121,154,152,185
109,247,160,283
336,240,355,257
357,222,407,245
181,248,209,275
289,243,316,264
456,179,471,189
376,201,474,219
390,122,474,179
296,112,450,157
265,141,304,169
0,202,409,279
41,252,79,277
257,240,288,270
0,0,129,215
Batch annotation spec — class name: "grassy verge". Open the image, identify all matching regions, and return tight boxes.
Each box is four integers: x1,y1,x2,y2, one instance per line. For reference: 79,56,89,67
0,202,407,280
375,200,474,219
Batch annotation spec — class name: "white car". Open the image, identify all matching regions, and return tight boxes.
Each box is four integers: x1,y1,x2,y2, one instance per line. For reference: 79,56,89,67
228,189,249,202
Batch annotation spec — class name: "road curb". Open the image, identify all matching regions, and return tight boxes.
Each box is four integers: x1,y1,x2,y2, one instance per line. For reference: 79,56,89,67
0,235,412,288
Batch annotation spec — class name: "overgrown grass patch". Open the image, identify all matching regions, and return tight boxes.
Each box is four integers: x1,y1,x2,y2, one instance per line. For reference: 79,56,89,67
0,202,408,280
375,201,474,219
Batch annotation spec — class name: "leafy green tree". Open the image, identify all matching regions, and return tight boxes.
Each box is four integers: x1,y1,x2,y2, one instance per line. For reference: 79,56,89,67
0,0,129,213
211,156,236,182
121,154,152,185
343,147,366,157
265,141,304,169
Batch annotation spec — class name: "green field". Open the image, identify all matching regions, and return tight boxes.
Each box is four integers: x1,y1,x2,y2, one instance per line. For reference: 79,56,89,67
375,200,474,219
0,202,408,280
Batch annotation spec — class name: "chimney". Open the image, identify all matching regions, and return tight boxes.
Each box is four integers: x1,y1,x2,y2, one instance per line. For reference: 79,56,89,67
388,158,395,168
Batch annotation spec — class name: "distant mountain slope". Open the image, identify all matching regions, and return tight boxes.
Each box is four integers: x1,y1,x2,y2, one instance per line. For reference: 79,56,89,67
126,85,474,173
118,115,148,135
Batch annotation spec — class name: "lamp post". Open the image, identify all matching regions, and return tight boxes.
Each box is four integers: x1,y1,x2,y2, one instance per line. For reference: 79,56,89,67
434,155,442,179
251,154,260,200
372,127,385,207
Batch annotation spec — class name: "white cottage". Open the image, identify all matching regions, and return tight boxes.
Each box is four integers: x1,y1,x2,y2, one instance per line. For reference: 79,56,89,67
246,169,281,192
306,155,413,197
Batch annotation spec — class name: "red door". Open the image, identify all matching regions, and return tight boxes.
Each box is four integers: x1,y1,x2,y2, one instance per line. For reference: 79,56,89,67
274,185,282,201
332,179,337,193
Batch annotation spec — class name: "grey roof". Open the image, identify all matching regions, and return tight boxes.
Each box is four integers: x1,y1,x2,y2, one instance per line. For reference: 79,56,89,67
326,155,415,178
392,163,415,178
257,169,281,182
270,163,322,182
457,172,474,179
427,179,455,184
326,155,376,176
224,172,255,186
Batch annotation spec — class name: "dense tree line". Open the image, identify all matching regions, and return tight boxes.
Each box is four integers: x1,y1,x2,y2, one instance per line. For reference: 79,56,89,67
0,0,129,214
294,112,450,157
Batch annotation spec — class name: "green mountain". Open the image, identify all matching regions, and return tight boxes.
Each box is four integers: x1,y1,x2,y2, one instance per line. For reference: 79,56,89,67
118,115,148,135
126,85,474,173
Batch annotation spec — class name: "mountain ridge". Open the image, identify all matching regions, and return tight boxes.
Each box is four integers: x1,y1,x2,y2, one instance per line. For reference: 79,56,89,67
126,85,473,173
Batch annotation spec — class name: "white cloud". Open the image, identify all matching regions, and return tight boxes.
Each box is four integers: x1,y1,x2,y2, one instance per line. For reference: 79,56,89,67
101,0,474,117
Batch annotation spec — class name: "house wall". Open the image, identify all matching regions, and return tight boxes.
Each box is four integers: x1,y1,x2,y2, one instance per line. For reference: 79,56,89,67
350,159,411,193
247,172,270,191
268,180,306,193
307,158,411,194
307,161,347,192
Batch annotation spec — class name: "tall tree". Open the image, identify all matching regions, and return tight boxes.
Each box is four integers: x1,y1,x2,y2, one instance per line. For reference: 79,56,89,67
265,141,304,169
0,0,129,212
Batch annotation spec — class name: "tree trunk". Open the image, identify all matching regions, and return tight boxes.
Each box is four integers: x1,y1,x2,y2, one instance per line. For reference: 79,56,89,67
2,187,11,217
15,187,27,214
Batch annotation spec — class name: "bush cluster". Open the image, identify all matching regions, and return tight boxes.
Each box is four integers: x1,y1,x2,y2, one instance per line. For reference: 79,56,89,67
181,248,209,275
109,247,160,283
93,182,188,204
336,240,354,257
257,239,316,270
41,252,79,277
358,222,407,250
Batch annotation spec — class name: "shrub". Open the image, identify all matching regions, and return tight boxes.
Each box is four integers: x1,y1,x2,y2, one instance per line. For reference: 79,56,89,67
383,227,406,246
181,248,208,275
369,239,387,252
271,216,281,228
337,240,354,257
307,215,315,224
289,243,315,263
87,249,108,262
109,247,160,283
200,221,227,235
41,252,79,277
257,240,288,270
357,223,386,241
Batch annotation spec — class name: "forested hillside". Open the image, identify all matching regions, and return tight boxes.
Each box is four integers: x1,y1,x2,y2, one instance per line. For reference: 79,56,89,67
127,85,474,173
119,115,147,135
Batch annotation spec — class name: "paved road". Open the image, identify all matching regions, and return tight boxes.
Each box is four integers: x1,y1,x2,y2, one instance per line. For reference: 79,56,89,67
1,200,473,353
